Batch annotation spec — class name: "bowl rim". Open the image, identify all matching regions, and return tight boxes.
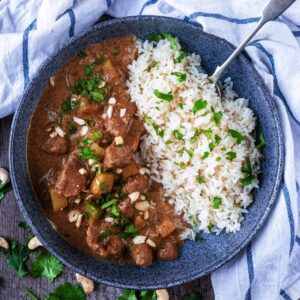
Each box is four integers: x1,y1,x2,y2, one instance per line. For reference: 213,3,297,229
9,15,284,289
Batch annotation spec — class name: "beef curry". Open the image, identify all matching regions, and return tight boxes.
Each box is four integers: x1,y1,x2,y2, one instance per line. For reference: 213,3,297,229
27,36,186,266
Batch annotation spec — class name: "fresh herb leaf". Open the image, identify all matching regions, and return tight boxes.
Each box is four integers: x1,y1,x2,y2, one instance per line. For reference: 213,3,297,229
101,199,118,209
0,181,12,203
165,139,172,145
201,152,209,159
171,71,187,82
208,142,215,151
118,289,138,300
140,290,157,300
215,134,221,144
173,129,184,141
178,103,184,110
79,147,99,161
70,99,79,110
118,224,138,239
207,225,213,232
152,124,165,138
92,131,102,139
18,222,30,231
98,229,111,242
213,197,222,209
197,176,205,184
226,151,236,160
3,241,29,277
31,250,63,282
229,129,245,144
61,97,72,114
154,89,173,101
256,132,266,150
185,149,194,158
240,175,256,186
25,289,40,300
68,124,77,135
211,111,223,125
215,156,221,162
221,146,226,152
161,32,178,51
182,292,201,300
83,64,95,77
174,50,187,63
189,215,199,227
150,61,158,68
113,47,120,55
97,53,106,64
77,50,87,58
192,99,207,114
45,282,85,300
149,34,162,42
90,91,104,102
241,157,252,175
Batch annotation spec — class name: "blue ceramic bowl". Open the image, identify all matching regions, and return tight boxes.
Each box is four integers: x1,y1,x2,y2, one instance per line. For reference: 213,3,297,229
9,16,284,289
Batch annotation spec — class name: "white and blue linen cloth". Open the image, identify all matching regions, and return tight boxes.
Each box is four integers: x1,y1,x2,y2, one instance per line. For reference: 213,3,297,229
1,0,300,299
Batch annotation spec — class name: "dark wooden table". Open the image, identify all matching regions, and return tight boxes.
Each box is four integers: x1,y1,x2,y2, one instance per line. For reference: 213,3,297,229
0,115,214,299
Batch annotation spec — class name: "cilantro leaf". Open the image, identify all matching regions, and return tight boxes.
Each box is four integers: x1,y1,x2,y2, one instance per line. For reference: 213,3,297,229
3,240,30,277
140,290,157,300
18,221,30,231
182,292,201,300
118,289,138,300
211,111,223,125
97,53,106,64
213,197,222,209
152,124,165,138
79,147,99,161
226,151,236,160
197,176,205,184
201,152,209,159
154,89,173,101
61,97,72,114
0,181,12,203
228,129,245,144
31,250,63,282
256,132,266,150
161,32,178,51
173,129,184,141
174,50,187,63
45,282,85,300
171,71,187,82
25,289,40,300
240,175,256,186
192,99,207,114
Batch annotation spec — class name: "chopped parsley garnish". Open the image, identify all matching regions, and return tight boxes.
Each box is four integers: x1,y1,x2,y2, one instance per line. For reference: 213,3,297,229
226,151,236,160
18,222,30,231
80,101,87,107
0,180,12,203
171,71,187,82
178,103,184,110
83,64,95,77
189,215,199,227
192,99,207,114
79,147,99,161
45,282,86,300
256,132,266,150
207,225,213,232
3,240,30,277
90,91,104,102
165,139,172,145
98,229,111,241
221,146,226,152
154,89,173,101
152,124,165,138
97,53,106,64
240,175,256,186
208,142,215,151
118,289,157,300
197,176,205,184
77,50,87,57
150,61,158,68
92,131,102,139
211,111,223,126
25,289,39,300
229,129,245,144
174,50,187,63
70,99,79,110
161,32,178,51
80,138,94,145
185,149,194,158
31,250,63,282
61,97,72,114
215,157,221,162
201,152,209,159
173,129,184,141
215,134,221,144
149,33,162,42
101,199,118,209
118,224,138,239
85,212,91,220
68,124,77,135
113,47,120,55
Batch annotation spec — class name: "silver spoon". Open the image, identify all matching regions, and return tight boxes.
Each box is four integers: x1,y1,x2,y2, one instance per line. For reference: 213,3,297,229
208,0,296,97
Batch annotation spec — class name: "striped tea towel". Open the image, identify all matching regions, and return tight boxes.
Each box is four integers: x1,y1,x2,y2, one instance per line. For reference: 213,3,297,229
1,0,300,299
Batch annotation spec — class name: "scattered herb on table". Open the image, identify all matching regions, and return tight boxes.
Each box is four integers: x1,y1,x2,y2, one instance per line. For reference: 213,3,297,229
171,71,187,82
31,250,63,282
154,89,173,101
3,240,30,278
45,282,86,300
18,221,30,231
228,129,245,144
25,289,39,300
0,180,12,203
192,99,207,115
182,292,202,300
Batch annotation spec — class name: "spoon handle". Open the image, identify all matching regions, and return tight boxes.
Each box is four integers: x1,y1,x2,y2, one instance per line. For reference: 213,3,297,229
210,0,296,82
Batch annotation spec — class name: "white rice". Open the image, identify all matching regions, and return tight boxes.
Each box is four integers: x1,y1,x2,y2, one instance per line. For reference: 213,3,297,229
127,38,261,236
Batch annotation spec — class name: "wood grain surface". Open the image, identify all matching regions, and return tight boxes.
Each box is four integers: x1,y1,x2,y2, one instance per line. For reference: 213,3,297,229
0,116,214,300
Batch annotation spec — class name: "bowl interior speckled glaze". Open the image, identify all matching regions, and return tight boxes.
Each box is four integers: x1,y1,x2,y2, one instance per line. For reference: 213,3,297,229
9,16,284,289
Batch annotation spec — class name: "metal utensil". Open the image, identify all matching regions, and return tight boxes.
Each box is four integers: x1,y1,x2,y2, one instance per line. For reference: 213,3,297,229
209,0,296,97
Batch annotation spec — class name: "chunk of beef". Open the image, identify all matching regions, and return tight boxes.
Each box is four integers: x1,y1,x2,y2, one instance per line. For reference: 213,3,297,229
118,198,134,219
55,152,87,197
111,82,131,104
104,118,145,168
122,174,148,194
157,236,179,261
104,102,136,137
86,224,108,258
106,236,124,256
42,136,69,154
134,215,148,230
130,244,153,266
157,217,176,238
77,98,100,117
122,159,139,179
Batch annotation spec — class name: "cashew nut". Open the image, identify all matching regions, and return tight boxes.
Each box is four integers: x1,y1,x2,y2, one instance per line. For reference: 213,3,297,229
76,273,94,294
0,168,10,185
0,236,9,249
28,236,43,250
156,289,169,300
